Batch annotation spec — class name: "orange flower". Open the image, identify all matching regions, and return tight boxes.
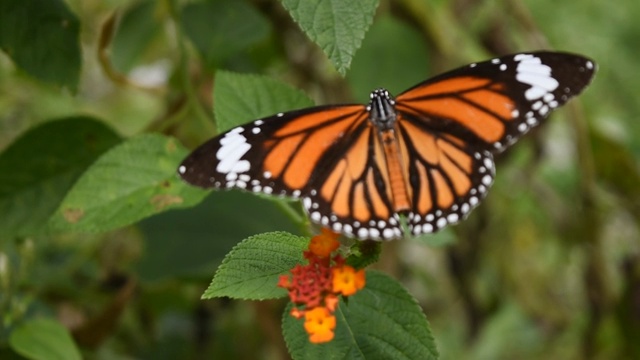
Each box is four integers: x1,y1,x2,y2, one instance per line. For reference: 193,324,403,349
304,307,336,343
278,228,366,344
308,228,340,258
332,265,366,296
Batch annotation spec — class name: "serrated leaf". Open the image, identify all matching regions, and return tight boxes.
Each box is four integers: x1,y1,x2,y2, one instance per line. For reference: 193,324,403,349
283,271,439,360
48,134,208,233
280,0,379,75
0,0,81,90
0,117,121,239
347,15,430,102
213,71,314,132
9,318,82,360
202,232,308,300
181,0,270,69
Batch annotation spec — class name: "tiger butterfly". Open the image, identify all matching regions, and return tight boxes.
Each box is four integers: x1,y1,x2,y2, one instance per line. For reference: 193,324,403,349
178,51,596,241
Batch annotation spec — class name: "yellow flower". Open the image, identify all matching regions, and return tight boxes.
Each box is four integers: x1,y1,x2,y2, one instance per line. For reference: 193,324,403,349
332,265,366,296
304,307,336,343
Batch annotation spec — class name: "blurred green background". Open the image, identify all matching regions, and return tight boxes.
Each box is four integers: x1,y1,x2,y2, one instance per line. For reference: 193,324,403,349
1,0,639,359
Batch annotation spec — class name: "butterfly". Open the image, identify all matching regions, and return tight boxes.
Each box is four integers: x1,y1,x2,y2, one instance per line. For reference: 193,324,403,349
178,51,596,241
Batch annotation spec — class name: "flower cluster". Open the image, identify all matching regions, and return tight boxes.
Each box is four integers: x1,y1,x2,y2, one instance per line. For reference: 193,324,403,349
278,228,366,343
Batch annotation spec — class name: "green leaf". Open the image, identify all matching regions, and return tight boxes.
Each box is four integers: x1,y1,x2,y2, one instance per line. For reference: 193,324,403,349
136,191,303,282
280,0,379,75
283,271,439,360
9,318,82,360
110,0,162,73
0,0,81,90
0,117,121,239
48,134,208,233
347,15,430,102
214,71,314,133
181,0,270,68
202,232,308,300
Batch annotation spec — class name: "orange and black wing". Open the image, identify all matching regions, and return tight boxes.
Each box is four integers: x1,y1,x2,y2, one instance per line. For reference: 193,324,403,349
394,51,596,235
178,105,403,240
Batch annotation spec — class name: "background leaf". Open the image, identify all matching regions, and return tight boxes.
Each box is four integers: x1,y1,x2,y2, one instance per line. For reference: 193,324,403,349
0,117,121,239
280,0,379,75
346,15,430,102
0,0,81,90
283,271,439,360
214,71,315,132
9,318,82,360
202,232,308,300
181,0,271,69
110,0,163,73
136,191,303,282
48,134,208,233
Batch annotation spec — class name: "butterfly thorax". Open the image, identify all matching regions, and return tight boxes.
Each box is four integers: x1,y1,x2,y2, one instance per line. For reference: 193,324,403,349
368,88,397,130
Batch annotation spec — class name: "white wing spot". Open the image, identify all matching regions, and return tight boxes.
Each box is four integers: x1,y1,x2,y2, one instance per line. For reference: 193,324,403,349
178,165,186,174
344,224,353,235
515,54,559,100
461,203,470,214
518,123,528,133
216,127,251,174
482,175,492,185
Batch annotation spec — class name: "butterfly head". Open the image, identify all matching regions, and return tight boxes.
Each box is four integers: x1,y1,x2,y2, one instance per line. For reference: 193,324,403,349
368,88,397,129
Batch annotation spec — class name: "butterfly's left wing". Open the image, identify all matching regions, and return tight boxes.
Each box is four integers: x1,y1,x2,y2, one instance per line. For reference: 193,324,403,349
396,51,596,152
393,51,596,234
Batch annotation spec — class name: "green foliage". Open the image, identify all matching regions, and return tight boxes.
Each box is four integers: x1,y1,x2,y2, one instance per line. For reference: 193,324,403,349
110,1,162,73
283,271,438,360
347,15,430,102
203,232,307,300
0,117,121,238
0,0,638,359
214,71,315,133
48,134,208,233
9,318,82,360
281,0,379,75
181,0,271,69
0,0,81,90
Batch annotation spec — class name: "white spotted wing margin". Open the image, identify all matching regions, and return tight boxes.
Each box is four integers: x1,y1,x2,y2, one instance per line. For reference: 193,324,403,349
399,51,597,153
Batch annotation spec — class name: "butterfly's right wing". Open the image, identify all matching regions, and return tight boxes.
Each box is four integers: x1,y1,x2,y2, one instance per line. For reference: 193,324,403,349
179,104,407,240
